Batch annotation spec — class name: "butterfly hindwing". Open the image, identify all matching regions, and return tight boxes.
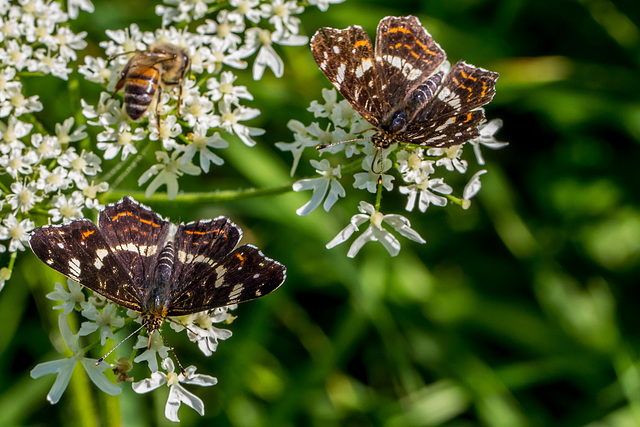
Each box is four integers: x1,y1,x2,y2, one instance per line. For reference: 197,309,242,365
29,220,143,311
168,244,286,316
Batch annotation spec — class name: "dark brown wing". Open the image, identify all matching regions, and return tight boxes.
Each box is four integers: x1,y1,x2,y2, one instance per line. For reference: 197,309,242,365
374,15,446,117
167,244,286,316
311,24,384,126
401,61,499,147
98,196,172,288
29,220,143,311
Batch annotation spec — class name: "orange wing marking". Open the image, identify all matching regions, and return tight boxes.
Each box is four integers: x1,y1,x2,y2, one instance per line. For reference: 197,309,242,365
235,253,246,265
81,230,95,240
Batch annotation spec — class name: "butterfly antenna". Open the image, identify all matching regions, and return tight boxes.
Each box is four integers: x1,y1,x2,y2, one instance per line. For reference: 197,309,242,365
167,317,200,337
157,330,186,376
95,322,147,366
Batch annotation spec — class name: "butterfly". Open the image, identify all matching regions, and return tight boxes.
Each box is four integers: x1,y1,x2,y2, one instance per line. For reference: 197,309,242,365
30,197,286,337
310,15,499,154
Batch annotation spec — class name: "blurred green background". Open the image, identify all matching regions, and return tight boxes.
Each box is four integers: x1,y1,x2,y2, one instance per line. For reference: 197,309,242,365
3,0,640,425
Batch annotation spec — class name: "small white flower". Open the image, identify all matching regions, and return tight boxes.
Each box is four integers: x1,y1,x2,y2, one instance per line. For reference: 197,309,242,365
67,0,94,20
213,103,265,147
171,309,233,357
36,165,72,193
180,126,228,173
0,115,32,153
243,27,307,80
79,303,125,345
78,55,112,85
0,85,43,117
260,0,304,35
31,314,121,404
6,180,42,213
45,279,88,315
96,127,144,160
48,192,86,223
428,145,468,173
469,119,508,165
293,159,345,216
397,148,434,184
132,333,170,373
327,202,426,257
0,214,34,252
77,180,109,210
353,145,395,193
399,178,452,212
0,147,38,178
462,169,488,209
55,117,88,145
229,0,262,23
58,148,102,186
132,358,217,422
206,71,252,106
275,119,319,176
138,150,201,200
307,88,338,119
31,134,62,160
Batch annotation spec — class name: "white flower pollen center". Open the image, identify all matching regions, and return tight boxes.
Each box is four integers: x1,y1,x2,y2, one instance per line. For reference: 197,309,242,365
370,211,384,230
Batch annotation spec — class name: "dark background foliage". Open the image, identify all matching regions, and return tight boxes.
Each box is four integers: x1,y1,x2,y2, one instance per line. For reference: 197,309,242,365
2,0,639,425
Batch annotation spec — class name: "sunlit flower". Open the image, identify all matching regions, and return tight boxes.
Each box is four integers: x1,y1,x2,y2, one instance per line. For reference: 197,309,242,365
293,159,345,216
326,201,426,257
132,358,217,422
0,214,34,251
30,314,121,404
462,169,488,209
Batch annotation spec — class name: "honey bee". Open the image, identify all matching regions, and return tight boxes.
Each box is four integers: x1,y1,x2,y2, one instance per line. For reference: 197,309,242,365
111,43,190,135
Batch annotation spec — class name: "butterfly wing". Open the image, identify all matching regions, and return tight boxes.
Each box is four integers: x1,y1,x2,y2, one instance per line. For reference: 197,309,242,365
166,219,285,316
311,24,384,126
374,15,446,116
29,220,143,311
400,61,499,147
98,197,172,288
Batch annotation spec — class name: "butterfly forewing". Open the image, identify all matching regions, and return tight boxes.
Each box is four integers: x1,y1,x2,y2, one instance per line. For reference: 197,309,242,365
311,25,384,126
169,218,242,297
374,15,446,114
98,197,172,287
29,220,143,311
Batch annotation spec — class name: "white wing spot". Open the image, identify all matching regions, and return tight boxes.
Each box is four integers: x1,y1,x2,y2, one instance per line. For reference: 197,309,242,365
336,63,347,84
57,243,64,249
214,265,227,288
253,273,260,279
69,258,81,277
332,46,340,54
229,283,244,300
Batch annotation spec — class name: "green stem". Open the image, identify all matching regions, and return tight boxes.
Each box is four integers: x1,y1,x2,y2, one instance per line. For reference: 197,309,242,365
103,182,294,204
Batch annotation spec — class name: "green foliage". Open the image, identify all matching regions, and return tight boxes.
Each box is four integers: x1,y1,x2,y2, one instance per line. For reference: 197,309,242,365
3,0,640,425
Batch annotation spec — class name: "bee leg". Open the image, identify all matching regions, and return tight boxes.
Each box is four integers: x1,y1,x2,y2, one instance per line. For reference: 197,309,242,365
156,83,163,139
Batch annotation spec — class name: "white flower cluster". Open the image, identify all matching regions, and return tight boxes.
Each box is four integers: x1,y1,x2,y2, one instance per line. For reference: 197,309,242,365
0,0,106,290
280,88,508,257
78,0,332,199
31,279,232,422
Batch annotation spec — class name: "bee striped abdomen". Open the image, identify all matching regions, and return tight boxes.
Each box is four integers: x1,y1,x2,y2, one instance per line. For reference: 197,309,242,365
123,66,160,120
